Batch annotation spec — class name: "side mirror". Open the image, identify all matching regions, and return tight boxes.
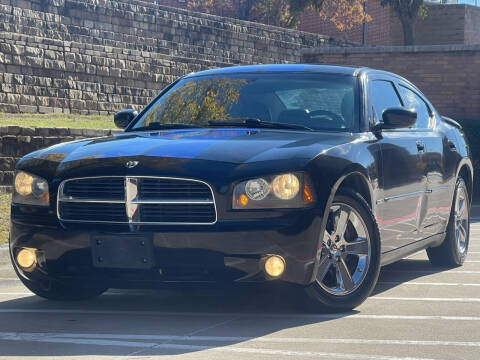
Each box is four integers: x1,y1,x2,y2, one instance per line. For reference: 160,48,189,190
375,108,417,131
114,109,138,129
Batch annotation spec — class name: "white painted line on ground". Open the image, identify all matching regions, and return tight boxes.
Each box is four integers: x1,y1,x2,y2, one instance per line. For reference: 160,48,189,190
377,281,480,287
0,292,135,297
0,333,454,360
0,308,479,321
0,292,32,296
382,269,480,274
371,296,480,303
1,332,479,348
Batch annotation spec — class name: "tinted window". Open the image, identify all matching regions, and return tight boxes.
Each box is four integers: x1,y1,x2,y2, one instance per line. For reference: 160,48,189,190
131,73,357,132
397,85,431,129
369,80,402,122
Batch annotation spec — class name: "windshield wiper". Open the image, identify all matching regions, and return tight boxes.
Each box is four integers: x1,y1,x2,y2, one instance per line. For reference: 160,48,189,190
208,118,314,131
130,123,202,132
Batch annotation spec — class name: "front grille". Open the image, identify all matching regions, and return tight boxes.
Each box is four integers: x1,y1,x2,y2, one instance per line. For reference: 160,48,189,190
139,178,213,200
58,177,217,225
63,177,125,200
141,204,216,223
59,202,127,222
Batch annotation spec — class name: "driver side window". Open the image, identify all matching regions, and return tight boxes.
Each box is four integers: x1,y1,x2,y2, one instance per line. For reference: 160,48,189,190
397,85,432,129
369,80,402,123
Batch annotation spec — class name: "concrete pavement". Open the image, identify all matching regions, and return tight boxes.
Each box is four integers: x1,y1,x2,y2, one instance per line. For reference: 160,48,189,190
0,222,479,359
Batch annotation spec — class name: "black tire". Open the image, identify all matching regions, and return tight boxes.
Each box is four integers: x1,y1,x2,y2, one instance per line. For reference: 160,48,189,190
427,177,470,267
304,190,381,312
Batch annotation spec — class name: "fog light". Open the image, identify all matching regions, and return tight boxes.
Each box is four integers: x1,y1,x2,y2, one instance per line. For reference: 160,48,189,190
16,248,37,271
264,255,285,277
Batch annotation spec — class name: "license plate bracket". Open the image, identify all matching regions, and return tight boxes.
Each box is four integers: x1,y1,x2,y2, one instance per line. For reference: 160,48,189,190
91,234,154,269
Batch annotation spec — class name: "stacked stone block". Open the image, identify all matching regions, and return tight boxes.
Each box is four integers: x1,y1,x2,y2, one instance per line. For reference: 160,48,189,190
0,0,354,115
0,126,116,185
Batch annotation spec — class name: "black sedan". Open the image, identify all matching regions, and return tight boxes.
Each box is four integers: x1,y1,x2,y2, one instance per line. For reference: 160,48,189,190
9,64,473,311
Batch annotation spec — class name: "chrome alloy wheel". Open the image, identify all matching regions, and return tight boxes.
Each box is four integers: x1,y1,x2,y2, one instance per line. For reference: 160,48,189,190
454,185,469,255
316,203,371,296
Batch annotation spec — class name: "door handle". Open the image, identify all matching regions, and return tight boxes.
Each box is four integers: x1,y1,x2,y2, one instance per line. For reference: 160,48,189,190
448,140,457,151
416,141,425,153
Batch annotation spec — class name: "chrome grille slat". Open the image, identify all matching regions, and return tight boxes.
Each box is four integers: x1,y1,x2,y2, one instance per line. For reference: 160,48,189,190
57,176,217,225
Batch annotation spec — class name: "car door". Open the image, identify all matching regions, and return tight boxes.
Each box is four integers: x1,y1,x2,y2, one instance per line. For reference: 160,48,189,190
368,77,428,253
396,83,452,238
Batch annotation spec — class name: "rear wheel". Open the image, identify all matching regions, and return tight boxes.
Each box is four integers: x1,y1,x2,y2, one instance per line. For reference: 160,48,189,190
305,191,381,312
427,177,469,267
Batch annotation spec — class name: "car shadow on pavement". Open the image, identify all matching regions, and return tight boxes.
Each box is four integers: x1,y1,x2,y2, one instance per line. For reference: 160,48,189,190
372,258,458,296
0,238,474,357
0,282,358,357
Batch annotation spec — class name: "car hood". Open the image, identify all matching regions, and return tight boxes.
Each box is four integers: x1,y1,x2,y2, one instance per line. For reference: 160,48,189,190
18,128,356,180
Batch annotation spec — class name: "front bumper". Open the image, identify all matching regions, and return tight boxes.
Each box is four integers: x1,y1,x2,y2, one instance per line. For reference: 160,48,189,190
10,207,322,288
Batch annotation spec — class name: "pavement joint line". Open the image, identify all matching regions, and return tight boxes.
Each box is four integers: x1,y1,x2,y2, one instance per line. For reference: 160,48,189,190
0,309,479,321
2,332,480,349
126,316,240,357
0,333,457,360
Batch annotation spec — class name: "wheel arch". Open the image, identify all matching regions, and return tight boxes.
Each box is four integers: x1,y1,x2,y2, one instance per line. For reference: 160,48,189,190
456,157,474,205
336,171,373,209
309,165,377,284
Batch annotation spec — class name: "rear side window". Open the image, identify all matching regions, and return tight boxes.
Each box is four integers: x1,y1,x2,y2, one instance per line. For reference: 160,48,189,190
397,85,431,129
369,80,402,122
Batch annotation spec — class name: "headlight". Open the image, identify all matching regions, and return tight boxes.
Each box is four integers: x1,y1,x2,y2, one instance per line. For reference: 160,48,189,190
245,178,270,200
233,172,315,209
272,174,299,200
12,171,50,206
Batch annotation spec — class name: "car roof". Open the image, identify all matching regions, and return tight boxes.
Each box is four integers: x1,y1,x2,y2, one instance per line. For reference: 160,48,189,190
184,64,365,77
182,64,419,95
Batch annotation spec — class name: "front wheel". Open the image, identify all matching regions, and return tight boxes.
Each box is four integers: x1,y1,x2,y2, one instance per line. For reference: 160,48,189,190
305,191,381,312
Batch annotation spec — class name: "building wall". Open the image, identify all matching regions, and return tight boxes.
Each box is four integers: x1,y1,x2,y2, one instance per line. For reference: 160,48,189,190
0,0,353,115
465,5,480,45
155,0,391,46
302,45,480,120
298,0,391,46
391,4,480,46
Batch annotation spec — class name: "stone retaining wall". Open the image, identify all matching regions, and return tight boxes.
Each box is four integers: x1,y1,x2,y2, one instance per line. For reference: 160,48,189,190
0,0,354,115
0,126,115,185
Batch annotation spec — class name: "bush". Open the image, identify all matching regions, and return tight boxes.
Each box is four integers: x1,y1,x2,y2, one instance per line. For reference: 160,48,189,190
457,119,479,199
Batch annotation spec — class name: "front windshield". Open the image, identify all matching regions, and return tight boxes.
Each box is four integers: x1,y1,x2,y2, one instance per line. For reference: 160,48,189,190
131,73,357,132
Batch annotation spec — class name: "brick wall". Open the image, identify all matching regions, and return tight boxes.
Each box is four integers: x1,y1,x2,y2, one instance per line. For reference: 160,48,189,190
391,4,480,46
302,45,480,120
0,0,354,115
154,0,391,46
299,0,391,46
0,126,116,186
465,5,480,45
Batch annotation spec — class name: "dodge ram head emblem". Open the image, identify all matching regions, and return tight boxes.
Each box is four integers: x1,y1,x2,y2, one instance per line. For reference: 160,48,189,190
125,161,139,169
